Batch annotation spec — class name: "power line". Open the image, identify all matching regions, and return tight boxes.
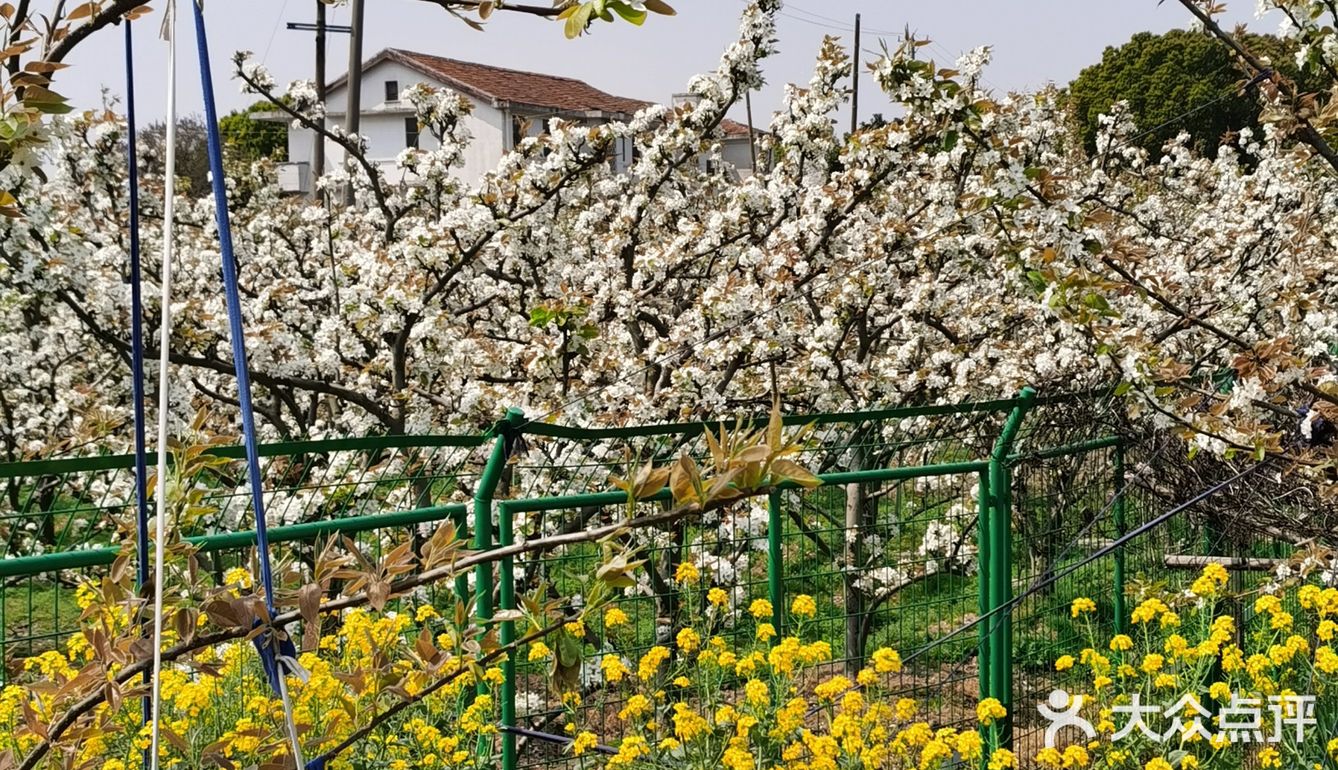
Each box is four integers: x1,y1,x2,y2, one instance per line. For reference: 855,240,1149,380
783,1,902,36
776,9,860,35
261,0,292,65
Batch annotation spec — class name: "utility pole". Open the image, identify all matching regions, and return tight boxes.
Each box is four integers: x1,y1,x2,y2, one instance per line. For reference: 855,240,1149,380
343,0,366,205
313,0,326,195
744,89,758,173
286,15,350,200
850,13,860,134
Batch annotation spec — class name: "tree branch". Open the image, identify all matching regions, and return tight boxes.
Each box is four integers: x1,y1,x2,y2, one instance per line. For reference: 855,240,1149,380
1176,0,1338,174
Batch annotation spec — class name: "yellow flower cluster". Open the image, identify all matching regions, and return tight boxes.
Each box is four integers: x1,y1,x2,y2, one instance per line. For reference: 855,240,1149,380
1041,564,1338,769
0,583,500,770
561,595,1009,770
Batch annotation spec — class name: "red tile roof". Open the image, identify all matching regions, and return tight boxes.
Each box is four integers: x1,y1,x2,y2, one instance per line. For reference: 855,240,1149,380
333,48,756,138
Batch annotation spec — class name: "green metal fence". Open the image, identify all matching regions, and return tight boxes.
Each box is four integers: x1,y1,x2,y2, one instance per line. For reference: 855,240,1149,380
0,389,1272,768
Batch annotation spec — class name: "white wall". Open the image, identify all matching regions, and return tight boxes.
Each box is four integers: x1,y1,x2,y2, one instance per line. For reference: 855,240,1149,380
721,137,757,178
284,58,754,186
289,59,510,184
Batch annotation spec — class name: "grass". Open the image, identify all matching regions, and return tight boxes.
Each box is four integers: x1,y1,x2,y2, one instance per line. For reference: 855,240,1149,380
1,582,81,668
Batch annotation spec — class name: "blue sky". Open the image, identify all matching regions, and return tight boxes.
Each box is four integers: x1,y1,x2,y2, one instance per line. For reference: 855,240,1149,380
59,0,1272,126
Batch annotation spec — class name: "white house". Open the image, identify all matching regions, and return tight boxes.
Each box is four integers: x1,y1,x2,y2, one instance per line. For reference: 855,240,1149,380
277,48,762,192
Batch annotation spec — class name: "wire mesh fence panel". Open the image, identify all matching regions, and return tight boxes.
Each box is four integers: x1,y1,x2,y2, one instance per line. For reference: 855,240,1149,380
779,470,986,732
1007,441,1121,755
0,436,483,551
4,390,1310,770
505,498,756,770
0,436,485,664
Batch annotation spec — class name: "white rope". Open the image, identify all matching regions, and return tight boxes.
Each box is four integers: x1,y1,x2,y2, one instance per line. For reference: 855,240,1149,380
277,656,307,768
148,2,177,767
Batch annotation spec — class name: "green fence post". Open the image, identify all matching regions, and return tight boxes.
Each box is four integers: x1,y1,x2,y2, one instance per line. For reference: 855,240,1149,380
474,408,521,759
976,469,991,766
453,503,470,607
988,387,1035,752
1113,442,1126,635
498,501,518,770
767,489,784,633
0,583,6,684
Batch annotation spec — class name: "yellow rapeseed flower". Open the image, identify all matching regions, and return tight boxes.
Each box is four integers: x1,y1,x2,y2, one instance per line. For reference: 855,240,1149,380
601,654,630,683
1070,598,1096,618
1035,747,1063,768
676,627,700,653
872,647,902,673
638,646,670,681
674,561,701,585
572,731,598,757
1062,745,1090,768
791,594,817,618
977,697,1007,725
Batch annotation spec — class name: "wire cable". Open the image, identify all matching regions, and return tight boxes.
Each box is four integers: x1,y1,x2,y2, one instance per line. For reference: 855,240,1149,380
186,0,305,764
784,1,902,36
122,16,154,769
147,3,177,767
261,0,291,65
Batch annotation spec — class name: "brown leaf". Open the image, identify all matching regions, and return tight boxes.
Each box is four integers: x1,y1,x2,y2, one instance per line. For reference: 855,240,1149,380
173,608,197,645
734,444,770,464
162,724,191,754
202,598,244,628
633,466,670,499
415,626,439,665
299,583,322,651
767,398,783,450
20,697,46,740
368,580,390,612
65,2,97,20
771,459,821,488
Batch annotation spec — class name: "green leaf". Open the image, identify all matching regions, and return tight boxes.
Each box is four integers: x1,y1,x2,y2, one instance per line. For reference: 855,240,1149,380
30,101,72,115
564,3,593,38
608,1,647,25
529,307,554,327
1082,292,1110,312
643,0,676,15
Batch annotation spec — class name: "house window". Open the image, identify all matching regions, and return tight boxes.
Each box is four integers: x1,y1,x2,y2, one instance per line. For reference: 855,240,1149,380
404,117,420,149
384,80,400,102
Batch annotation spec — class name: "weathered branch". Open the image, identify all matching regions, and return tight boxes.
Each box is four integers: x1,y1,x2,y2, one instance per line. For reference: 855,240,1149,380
1176,0,1338,174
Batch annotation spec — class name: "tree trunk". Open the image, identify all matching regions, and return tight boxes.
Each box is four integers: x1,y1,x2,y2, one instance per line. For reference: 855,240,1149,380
843,453,867,673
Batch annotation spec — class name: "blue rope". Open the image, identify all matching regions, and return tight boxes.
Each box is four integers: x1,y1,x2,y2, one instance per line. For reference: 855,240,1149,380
122,17,153,754
186,0,293,691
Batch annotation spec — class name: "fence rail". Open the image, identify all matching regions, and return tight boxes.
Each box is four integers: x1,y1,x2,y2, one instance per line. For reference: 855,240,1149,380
0,389,1260,769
